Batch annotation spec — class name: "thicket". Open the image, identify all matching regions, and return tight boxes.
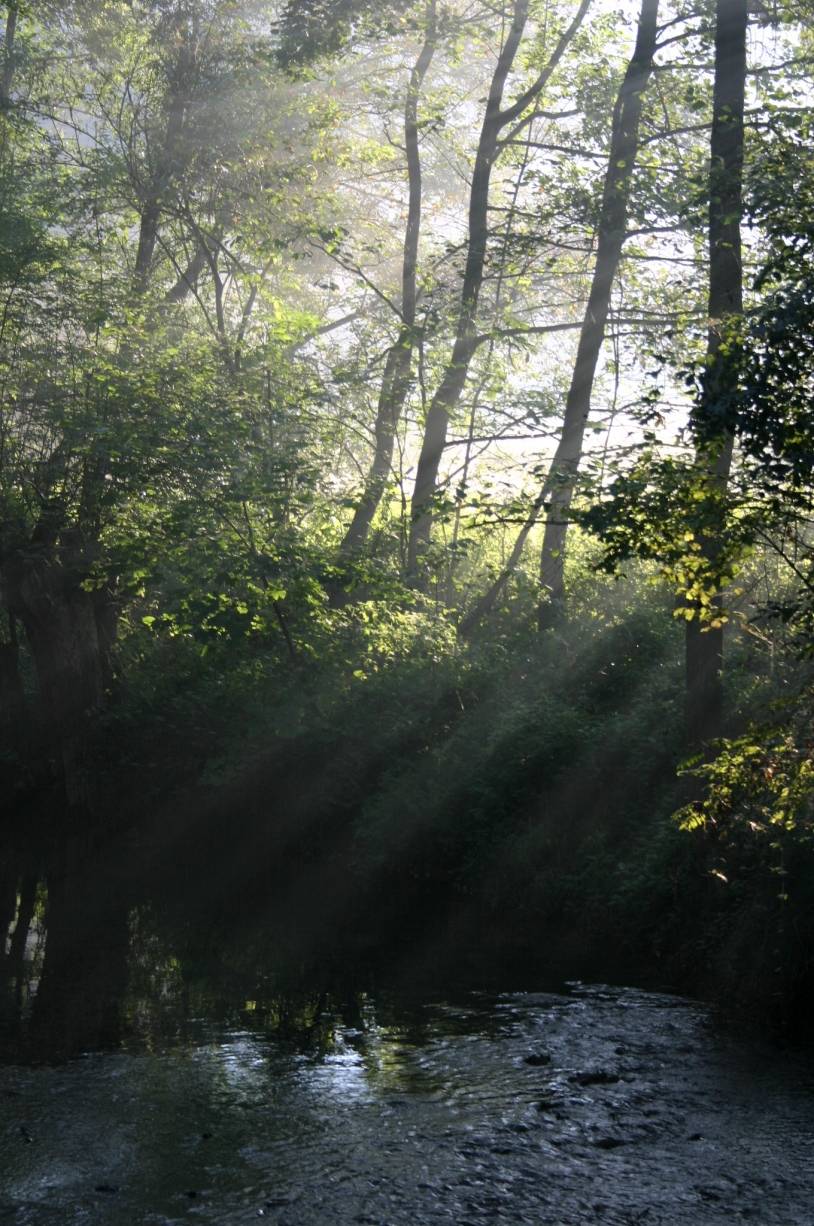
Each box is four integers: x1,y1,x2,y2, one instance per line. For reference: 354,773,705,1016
2,0,814,1033
33,538,802,1031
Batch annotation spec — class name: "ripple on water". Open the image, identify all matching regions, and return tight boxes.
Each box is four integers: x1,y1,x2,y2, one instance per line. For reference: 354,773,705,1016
2,986,814,1224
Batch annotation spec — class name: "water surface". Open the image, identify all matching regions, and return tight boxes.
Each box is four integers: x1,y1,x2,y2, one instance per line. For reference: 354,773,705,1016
3,980,814,1224
1,850,813,1224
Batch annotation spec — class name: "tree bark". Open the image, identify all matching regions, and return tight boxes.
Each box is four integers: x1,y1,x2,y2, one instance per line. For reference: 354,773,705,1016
33,861,129,1057
0,869,17,963
133,201,162,295
0,611,24,741
685,0,746,746
0,2,18,109
162,240,210,305
7,871,36,972
132,57,189,294
130,7,194,292
537,0,659,628
335,2,437,573
406,0,590,584
461,0,658,635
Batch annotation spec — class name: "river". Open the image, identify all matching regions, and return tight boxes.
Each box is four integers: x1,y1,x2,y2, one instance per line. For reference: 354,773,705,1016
2,849,814,1224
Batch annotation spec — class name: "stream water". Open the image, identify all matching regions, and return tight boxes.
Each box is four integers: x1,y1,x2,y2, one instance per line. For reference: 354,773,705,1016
2,855,814,1224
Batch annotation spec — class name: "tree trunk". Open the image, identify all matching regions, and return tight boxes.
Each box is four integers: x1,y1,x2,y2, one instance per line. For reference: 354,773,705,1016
685,0,746,746
0,2,18,109
406,0,590,584
162,239,210,305
33,860,130,1058
7,548,108,813
537,0,659,628
133,201,162,295
0,611,24,742
7,871,36,971
461,0,658,636
133,26,191,294
335,3,437,576
0,868,17,960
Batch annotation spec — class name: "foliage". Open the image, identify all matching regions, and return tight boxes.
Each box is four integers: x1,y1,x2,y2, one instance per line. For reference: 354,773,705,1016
677,719,814,843
277,0,415,66
579,451,750,626
3,0,814,1028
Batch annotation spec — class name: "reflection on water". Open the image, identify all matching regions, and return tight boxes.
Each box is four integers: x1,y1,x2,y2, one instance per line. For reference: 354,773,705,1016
1,860,128,1061
0,874,44,1027
0,835,514,1066
2,840,814,1224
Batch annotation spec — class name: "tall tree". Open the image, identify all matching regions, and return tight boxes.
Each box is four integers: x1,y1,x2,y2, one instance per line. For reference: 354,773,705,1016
461,0,660,633
685,0,747,745
536,0,659,627
0,3,18,109
334,0,437,575
0,1,319,811
406,0,591,584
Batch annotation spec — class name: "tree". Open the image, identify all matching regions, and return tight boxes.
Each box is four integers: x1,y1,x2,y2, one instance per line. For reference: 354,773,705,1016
0,0,336,810
536,0,659,628
461,0,661,633
684,0,747,746
405,0,591,585
333,0,437,577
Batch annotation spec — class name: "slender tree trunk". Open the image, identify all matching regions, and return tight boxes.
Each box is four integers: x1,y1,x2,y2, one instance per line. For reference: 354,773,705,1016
537,0,659,627
133,201,162,295
0,2,18,109
0,869,17,961
132,77,188,293
462,0,658,636
7,871,36,971
0,611,24,740
162,240,210,305
446,125,539,604
33,862,129,1057
336,3,437,572
685,0,746,745
406,0,590,584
